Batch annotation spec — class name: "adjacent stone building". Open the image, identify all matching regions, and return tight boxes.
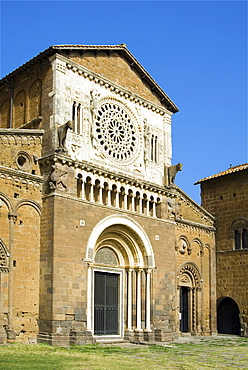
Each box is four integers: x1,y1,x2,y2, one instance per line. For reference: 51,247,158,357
0,44,216,346
196,164,248,337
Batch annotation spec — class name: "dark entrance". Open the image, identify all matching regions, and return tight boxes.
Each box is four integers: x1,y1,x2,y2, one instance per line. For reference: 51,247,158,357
217,297,240,335
180,287,190,332
94,271,119,335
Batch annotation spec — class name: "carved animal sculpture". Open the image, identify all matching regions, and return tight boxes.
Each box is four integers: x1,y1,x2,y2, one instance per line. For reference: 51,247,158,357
165,163,183,185
57,120,73,151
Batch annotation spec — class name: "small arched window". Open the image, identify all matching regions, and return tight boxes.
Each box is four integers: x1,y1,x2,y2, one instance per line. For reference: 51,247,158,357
232,218,248,250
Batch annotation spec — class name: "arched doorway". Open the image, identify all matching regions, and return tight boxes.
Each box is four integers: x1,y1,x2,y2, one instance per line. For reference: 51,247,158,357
85,215,155,339
177,262,202,334
217,297,240,335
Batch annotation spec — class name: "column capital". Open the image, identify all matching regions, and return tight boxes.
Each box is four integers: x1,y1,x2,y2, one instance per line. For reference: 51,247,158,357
8,214,17,224
145,268,153,274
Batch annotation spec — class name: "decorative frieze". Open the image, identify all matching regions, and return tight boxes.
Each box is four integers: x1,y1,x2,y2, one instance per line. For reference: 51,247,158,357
0,167,43,191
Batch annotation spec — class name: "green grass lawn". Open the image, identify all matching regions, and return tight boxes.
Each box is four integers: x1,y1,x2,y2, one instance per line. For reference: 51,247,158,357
0,337,247,370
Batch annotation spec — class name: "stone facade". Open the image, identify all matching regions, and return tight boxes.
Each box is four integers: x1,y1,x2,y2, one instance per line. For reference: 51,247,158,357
197,164,248,337
0,45,216,345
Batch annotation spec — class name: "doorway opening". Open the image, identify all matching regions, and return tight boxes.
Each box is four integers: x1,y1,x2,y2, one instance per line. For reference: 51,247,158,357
94,271,119,335
217,297,240,335
180,286,190,332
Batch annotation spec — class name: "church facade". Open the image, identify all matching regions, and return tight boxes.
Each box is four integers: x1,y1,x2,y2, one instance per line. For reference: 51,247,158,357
0,45,216,346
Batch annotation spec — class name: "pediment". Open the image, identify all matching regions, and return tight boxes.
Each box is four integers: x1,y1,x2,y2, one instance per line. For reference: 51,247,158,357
0,44,178,114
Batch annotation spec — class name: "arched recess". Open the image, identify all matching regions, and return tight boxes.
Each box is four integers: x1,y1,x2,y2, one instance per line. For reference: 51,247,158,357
15,199,41,215
14,90,26,127
13,201,41,323
177,262,202,334
85,215,155,338
0,192,13,214
0,99,10,128
217,297,240,335
29,79,42,121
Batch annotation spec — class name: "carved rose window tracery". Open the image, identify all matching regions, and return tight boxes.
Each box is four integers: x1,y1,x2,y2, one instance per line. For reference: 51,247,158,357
95,102,138,163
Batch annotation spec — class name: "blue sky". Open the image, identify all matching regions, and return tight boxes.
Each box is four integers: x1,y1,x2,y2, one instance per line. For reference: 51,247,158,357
0,1,247,203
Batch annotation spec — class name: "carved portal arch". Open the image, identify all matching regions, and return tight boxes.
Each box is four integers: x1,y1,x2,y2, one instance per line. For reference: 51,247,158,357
86,214,155,268
177,262,202,288
0,238,9,273
86,214,155,337
177,262,202,334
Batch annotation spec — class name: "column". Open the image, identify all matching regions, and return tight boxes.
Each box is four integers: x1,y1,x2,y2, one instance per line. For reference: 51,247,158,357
152,201,156,217
79,105,83,135
86,263,93,332
131,194,135,212
115,186,120,208
99,184,103,205
81,180,85,200
135,269,142,332
7,214,17,336
90,183,94,202
74,103,78,133
145,269,152,332
107,187,111,206
124,192,128,210
127,269,133,331
146,199,150,216
139,196,143,214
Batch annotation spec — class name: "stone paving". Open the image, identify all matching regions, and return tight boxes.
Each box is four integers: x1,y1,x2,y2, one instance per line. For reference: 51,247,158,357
99,335,248,369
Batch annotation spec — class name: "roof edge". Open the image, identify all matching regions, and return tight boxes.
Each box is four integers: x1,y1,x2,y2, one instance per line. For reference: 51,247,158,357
195,163,248,184
0,44,179,113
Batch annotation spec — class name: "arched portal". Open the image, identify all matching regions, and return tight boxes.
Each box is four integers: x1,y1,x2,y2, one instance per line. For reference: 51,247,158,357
217,297,240,335
85,215,155,339
177,262,202,334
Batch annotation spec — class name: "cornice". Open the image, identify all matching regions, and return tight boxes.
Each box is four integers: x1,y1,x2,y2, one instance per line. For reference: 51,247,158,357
175,185,215,222
176,219,216,234
0,165,43,184
0,129,44,136
39,152,175,196
50,53,174,117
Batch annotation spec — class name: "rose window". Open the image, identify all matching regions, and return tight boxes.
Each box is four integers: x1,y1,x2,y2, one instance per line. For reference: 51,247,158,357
95,102,137,162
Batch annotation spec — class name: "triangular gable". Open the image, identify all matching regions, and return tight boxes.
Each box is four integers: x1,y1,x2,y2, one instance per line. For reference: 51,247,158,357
0,44,178,114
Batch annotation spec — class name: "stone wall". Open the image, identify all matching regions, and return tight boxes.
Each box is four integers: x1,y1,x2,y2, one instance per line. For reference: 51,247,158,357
200,170,248,336
0,129,43,343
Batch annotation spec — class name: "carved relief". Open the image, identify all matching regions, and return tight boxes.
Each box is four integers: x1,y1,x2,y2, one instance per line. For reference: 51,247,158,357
95,247,118,266
49,165,68,191
176,236,193,255
167,197,181,220
177,262,202,288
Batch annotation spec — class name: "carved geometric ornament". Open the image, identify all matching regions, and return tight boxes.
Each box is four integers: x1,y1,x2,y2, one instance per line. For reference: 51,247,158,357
95,101,137,163
0,239,9,273
177,262,201,288
95,247,118,266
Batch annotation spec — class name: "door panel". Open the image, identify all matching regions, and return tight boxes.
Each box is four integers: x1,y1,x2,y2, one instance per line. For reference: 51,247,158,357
180,287,189,332
94,272,119,335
